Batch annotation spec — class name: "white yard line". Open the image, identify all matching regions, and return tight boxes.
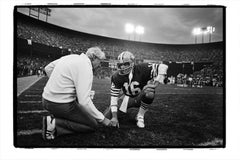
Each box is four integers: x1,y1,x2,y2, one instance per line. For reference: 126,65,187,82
17,76,43,97
19,101,42,103
17,129,42,136
24,95,42,97
18,110,47,114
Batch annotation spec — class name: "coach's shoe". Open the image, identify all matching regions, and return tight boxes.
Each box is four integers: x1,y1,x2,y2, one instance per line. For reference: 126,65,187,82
42,115,56,140
136,115,145,128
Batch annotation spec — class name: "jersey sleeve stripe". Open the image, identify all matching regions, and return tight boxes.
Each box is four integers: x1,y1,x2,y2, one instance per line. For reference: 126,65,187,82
111,86,120,96
111,91,120,96
111,88,121,92
111,91,120,95
111,94,119,97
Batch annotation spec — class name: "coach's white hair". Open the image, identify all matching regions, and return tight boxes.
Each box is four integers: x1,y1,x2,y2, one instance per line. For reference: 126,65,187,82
86,47,106,60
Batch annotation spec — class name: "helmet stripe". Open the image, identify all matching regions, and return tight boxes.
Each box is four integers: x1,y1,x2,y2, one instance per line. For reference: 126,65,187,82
122,52,126,61
120,52,124,61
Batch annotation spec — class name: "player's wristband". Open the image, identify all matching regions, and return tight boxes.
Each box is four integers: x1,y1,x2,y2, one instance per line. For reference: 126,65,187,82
159,64,168,74
110,105,118,112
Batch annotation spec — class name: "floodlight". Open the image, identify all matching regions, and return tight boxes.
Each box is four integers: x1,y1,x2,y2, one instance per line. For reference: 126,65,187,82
203,30,208,35
207,26,215,34
135,26,144,35
207,26,215,42
192,28,202,35
125,23,134,33
212,27,215,32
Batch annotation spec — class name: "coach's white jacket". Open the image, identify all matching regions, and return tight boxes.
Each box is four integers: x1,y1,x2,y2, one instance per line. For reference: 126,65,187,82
42,54,105,122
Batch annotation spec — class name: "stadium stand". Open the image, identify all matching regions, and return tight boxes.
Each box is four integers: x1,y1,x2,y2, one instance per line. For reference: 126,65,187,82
17,56,49,77
16,12,224,87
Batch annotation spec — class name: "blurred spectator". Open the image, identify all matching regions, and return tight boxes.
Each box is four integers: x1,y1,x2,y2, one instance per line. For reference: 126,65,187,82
174,64,223,87
17,13,223,63
16,12,223,86
17,56,50,77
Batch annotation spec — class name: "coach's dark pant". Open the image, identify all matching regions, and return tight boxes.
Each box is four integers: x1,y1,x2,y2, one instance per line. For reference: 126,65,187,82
42,98,98,136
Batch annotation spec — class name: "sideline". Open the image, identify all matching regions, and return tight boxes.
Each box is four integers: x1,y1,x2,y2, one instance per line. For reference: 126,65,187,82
17,75,43,97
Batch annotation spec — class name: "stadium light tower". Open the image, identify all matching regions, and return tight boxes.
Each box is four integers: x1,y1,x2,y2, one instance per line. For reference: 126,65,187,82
192,27,201,44
202,27,209,43
135,25,144,41
207,26,215,42
125,23,135,40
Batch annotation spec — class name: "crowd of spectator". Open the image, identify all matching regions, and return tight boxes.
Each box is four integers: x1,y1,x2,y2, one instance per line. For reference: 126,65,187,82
16,12,224,87
171,63,223,87
17,12,224,63
94,67,113,79
17,56,50,77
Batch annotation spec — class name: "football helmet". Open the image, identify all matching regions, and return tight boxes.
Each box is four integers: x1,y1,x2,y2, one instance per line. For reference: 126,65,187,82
117,51,135,75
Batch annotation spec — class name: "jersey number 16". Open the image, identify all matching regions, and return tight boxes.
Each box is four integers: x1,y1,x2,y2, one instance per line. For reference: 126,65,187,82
123,81,141,96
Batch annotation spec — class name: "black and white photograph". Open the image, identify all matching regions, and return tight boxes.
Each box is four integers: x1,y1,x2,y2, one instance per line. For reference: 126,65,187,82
14,5,225,148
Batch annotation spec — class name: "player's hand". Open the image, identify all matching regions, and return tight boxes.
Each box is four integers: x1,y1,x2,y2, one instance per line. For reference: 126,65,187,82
101,117,112,126
110,117,120,128
148,80,160,87
147,79,154,85
143,81,156,92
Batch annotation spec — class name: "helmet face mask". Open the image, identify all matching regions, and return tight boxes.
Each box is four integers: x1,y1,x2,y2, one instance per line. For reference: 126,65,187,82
117,51,135,75
117,61,134,75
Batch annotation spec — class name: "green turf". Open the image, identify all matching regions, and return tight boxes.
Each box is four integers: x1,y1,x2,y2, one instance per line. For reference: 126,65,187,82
15,77,224,148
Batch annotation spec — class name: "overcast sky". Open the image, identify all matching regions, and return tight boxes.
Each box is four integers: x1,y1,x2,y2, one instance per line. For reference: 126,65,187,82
17,7,223,44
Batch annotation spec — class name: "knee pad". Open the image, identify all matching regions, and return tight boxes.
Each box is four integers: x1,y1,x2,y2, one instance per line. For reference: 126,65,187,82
141,91,155,104
146,91,155,99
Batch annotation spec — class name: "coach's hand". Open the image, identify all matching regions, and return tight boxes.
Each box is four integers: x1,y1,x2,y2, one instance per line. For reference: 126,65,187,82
110,117,120,128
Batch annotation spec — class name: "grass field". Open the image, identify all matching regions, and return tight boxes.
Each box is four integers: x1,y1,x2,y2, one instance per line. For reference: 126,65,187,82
15,76,224,148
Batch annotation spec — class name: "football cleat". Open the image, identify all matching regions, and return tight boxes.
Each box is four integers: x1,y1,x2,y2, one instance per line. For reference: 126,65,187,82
117,51,135,75
136,115,145,128
42,115,56,140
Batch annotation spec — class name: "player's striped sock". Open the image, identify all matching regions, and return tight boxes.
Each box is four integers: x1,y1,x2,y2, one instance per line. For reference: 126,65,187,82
136,102,149,128
137,101,148,117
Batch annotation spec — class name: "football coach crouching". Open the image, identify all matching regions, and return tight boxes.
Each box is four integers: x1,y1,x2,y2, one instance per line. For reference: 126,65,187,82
42,47,112,140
